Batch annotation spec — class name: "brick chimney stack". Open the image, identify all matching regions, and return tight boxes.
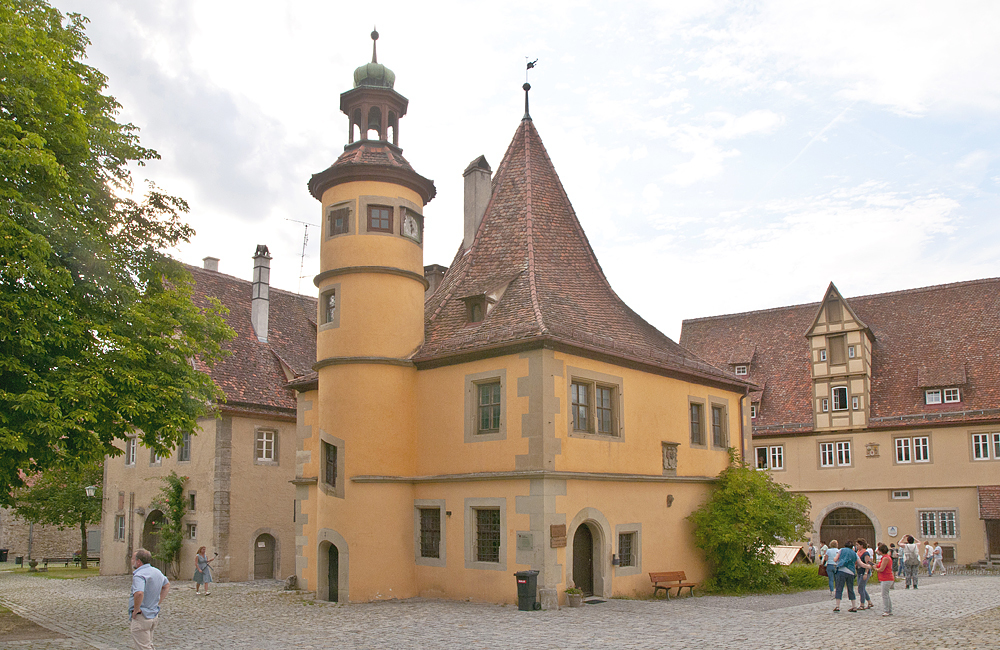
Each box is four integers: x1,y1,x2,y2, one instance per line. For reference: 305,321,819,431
463,155,492,249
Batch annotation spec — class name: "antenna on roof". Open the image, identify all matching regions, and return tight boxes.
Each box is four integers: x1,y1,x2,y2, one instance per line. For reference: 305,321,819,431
285,218,319,294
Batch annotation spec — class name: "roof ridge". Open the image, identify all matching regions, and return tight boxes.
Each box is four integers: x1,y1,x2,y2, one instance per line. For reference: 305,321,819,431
683,276,1000,325
523,120,547,332
186,264,317,303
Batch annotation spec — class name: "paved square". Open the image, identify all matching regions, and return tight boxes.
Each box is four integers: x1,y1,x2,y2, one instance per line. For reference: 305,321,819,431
1,572,998,649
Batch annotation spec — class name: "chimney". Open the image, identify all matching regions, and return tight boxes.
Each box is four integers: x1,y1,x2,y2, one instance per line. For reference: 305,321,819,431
250,245,271,343
202,256,219,272
424,264,448,295
463,155,492,249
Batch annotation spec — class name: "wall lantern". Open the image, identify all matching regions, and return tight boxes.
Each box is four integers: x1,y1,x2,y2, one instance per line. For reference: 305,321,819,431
84,485,97,498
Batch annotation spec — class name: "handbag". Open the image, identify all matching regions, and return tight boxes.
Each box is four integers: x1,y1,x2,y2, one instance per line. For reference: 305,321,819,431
819,563,828,577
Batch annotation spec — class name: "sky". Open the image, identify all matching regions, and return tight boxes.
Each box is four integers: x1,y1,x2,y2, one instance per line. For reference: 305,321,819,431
53,0,1000,340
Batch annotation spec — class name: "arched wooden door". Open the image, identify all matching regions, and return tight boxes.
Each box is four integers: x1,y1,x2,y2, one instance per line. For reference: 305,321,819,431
573,524,594,596
328,545,339,602
254,533,275,579
142,511,167,574
820,508,876,547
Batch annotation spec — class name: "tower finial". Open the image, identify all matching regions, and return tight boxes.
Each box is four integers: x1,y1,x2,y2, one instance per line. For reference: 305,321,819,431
371,26,379,63
522,83,531,120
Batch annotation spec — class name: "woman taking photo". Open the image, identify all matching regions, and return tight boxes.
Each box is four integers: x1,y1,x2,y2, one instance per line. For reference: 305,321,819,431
192,546,215,595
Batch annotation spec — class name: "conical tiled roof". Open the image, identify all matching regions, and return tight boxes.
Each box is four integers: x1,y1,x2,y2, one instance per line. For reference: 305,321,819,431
416,119,743,388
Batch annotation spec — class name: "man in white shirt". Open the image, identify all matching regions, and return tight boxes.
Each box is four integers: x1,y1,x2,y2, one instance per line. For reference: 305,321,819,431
924,542,935,576
931,543,946,576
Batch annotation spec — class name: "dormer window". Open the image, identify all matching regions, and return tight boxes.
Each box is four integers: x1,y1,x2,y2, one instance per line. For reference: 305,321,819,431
464,295,487,324
925,388,961,404
943,388,961,403
925,389,942,405
735,365,748,376
750,404,758,418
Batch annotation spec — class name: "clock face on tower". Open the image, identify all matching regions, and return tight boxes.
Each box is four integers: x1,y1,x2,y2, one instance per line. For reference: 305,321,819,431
401,210,422,243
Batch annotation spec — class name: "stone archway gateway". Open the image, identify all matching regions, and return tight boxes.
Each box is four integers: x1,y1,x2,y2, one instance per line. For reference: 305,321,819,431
142,510,167,574
820,507,876,548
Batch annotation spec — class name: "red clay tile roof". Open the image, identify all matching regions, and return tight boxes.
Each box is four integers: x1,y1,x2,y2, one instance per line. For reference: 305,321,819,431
186,265,316,412
980,486,1000,519
680,278,1000,435
308,141,436,204
416,119,742,389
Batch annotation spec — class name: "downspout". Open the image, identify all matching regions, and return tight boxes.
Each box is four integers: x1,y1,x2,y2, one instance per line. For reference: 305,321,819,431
739,384,751,462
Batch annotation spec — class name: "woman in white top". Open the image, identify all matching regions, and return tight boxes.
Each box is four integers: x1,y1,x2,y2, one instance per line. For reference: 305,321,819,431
898,535,922,589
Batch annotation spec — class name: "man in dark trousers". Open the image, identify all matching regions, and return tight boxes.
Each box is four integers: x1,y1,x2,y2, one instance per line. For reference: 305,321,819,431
129,548,170,649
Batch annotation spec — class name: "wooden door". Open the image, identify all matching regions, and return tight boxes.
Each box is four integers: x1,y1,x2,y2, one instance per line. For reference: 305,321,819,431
820,508,876,548
328,545,339,602
254,534,275,579
573,524,594,596
987,520,1000,557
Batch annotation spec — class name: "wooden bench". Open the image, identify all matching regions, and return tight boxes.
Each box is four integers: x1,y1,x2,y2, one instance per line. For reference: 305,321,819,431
42,557,100,568
649,571,696,599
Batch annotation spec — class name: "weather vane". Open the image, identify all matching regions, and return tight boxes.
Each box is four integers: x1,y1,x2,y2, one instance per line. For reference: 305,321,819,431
525,57,538,82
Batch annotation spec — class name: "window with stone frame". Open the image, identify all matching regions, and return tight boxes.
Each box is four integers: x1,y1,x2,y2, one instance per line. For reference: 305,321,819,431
820,440,852,467
178,432,191,462
920,511,957,538
186,523,197,540
323,289,336,324
832,386,849,411
367,205,392,232
256,429,276,463
475,508,501,563
711,405,727,447
571,380,618,435
972,432,1000,460
328,205,351,236
618,532,636,567
115,515,126,541
125,437,137,466
419,508,441,559
477,381,501,433
323,441,337,488
755,445,783,470
690,402,705,445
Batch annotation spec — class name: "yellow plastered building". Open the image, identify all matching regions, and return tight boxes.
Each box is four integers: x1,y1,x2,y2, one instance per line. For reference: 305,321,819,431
291,35,752,605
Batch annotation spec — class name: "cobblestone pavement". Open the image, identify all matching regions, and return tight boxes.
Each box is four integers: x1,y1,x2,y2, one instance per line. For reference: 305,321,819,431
1,572,998,650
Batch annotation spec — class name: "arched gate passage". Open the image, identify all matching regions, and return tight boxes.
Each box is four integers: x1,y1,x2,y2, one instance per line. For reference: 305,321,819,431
820,507,876,547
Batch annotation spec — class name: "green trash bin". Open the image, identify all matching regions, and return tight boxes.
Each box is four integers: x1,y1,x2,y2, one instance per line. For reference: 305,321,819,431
514,570,540,611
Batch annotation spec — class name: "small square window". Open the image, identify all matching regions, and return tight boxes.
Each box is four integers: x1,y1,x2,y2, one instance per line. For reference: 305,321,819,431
734,365,748,376
821,398,829,413
892,490,910,500
150,448,162,465
186,523,197,540
368,205,393,232
750,404,758,419
851,396,859,410
464,295,487,324
925,389,942,405
328,206,350,236
943,388,961,403
819,349,827,362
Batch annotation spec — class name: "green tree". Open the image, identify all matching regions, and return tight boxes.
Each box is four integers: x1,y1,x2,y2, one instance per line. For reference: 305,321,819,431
11,461,103,568
0,0,234,500
688,450,813,593
150,471,187,578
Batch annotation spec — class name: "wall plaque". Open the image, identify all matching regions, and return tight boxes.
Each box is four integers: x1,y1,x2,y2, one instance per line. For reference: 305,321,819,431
550,524,567,548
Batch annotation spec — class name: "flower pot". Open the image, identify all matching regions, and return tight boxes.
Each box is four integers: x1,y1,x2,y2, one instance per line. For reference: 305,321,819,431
567,593,583,607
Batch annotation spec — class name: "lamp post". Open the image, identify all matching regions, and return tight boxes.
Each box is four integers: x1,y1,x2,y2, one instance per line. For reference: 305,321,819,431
82,485,98,569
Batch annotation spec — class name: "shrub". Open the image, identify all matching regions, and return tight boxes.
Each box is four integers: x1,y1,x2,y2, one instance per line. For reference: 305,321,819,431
782,564,829,591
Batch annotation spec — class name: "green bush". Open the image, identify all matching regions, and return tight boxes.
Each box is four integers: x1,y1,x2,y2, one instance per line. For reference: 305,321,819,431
782,564,829,590
688,450,812,593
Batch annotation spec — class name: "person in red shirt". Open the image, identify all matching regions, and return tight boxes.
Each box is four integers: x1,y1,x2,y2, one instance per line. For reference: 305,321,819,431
875,543,894,616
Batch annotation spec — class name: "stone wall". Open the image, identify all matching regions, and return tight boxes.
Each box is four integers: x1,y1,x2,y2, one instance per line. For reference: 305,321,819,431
0,507,100,560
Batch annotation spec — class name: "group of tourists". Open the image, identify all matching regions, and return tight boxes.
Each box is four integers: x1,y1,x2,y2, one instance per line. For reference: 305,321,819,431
815,533,945,617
